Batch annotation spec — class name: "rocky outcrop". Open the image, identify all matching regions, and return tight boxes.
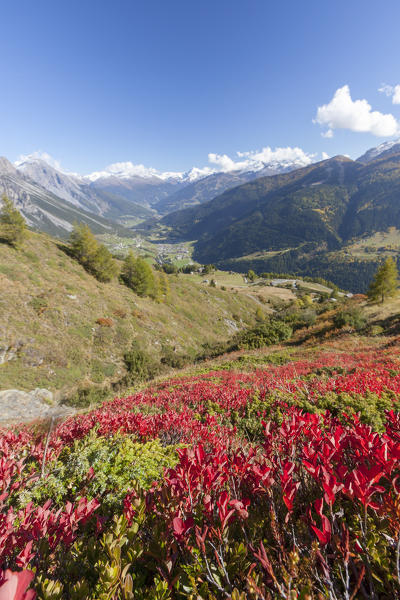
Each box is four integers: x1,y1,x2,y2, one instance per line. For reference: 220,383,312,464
0,388,74,423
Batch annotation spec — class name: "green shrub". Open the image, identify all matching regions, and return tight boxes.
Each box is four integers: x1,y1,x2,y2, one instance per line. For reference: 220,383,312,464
62,384,110,408
333,306,366,331
196,340,230,361
123,341,159,382
369,324,384,336
0,195,28,248
284,309,316,330
160,346,189,369
18,432,179,511
233,319,292,350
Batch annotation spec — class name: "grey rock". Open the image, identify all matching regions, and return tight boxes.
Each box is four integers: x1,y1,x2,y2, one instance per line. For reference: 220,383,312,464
0,389,74,423
31,388,54,404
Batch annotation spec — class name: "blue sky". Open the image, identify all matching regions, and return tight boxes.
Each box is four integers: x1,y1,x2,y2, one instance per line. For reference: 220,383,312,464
2,0,400,174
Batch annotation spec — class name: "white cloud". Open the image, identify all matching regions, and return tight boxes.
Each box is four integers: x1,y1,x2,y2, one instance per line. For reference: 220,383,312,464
379,83,400,105
208,146,314,173
321,152,330,160
321,129,333,138
315,85,399,137
15,151,65,172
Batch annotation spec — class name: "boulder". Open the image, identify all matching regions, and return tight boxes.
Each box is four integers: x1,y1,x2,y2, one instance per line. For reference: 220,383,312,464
0,389,73,423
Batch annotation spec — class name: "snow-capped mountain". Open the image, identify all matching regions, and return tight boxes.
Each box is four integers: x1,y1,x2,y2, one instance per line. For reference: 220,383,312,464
4,138,400,240
0,157,128,238
13,149,316,217
357,139,400,163
15,157,154,221
83,161,213,184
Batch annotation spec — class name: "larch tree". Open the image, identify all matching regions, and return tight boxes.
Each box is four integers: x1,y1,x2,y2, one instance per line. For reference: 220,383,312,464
69,223,117,282
121,251,156,297
367,257,399,303
0,195,27,248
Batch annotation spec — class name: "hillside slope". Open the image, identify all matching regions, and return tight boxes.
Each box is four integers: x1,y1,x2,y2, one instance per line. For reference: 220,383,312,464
0,232,260,396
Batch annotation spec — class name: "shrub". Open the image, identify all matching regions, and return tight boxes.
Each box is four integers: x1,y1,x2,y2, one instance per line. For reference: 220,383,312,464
369,324,384,336
161,263,178,274
333,306,366,331
96,317,114,327
285,309,317,330
233,319,293,349
62,384,110,408
18,432,179,511
0,195,27,248
196,340,230,361
123,341,159,382
160,346,189,369
113,308,127,318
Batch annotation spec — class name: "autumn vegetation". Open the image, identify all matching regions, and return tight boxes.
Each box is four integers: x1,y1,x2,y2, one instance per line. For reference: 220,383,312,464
2,198,400,599
1,329,400,599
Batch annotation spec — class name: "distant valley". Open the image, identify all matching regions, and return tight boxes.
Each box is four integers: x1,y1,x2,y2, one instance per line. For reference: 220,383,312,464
2,140,400,291
147,141,400,291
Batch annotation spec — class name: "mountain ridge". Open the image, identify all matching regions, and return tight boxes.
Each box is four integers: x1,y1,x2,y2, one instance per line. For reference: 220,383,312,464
0,157,133,238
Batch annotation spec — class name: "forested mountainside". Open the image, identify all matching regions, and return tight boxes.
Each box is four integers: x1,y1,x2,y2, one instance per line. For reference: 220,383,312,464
154,150,400,291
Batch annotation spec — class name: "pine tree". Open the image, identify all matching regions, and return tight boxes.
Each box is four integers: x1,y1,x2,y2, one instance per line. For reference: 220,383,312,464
367,257,399,303
158,272,171,303
0,195,27,248
120,250,138,288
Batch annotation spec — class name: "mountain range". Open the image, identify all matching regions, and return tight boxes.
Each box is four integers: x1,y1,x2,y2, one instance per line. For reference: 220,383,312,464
0,157,135,238
1,139,400,291
149,140,400,291
0,150,315,237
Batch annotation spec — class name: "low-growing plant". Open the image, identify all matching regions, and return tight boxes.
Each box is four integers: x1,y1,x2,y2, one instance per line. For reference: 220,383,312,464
333,306,366,331
160,346,189,369
95,317,114,327
232,319,292,349
123,340,159,382
62,384,110,408
18,432,179,512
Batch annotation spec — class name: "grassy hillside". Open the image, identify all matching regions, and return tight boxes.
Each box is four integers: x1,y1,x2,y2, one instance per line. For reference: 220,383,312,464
0,232,265,396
